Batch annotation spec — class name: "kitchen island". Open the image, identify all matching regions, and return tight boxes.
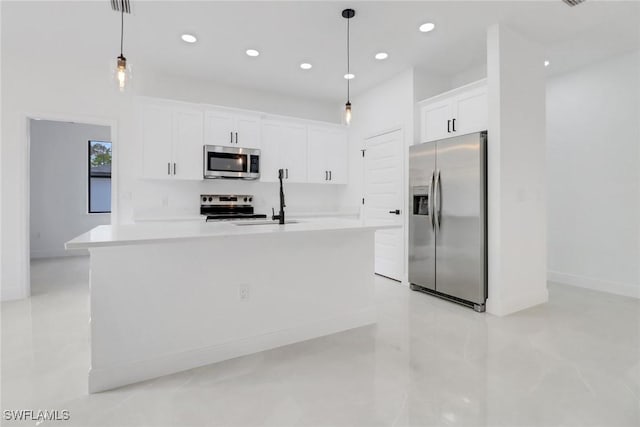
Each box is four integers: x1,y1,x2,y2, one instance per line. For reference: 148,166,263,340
66,218,396,392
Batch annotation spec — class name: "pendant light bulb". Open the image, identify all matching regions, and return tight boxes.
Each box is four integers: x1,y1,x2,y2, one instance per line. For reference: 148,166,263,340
115,55,131,92
345,101,352,125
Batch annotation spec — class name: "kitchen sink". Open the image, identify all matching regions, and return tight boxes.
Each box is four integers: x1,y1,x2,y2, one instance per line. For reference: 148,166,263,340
232,220,300,226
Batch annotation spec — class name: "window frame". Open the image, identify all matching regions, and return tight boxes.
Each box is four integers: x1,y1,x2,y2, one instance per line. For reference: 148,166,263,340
88,139,112,214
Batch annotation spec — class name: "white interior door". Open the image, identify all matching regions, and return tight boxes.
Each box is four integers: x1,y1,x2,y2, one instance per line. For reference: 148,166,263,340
364,129,404,281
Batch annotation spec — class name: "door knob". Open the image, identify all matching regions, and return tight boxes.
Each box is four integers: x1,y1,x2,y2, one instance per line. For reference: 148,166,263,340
389,209,401,215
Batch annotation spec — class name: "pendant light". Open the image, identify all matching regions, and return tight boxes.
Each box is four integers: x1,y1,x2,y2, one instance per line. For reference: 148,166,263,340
112,0,132,92
342,8,355,125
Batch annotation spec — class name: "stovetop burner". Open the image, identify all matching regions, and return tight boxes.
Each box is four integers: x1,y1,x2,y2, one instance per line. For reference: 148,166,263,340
200,194,267,222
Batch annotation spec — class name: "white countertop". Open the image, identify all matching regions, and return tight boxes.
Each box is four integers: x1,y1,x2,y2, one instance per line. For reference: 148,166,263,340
66,218,398,249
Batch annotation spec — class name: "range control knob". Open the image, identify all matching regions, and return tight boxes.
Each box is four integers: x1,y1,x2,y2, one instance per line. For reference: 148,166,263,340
202,197,207,202
244,197,248,202
249,197,253,202
208,197,213,202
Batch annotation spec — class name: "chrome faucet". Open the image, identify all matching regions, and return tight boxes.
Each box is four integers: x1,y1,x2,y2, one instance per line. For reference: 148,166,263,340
271,169,286,224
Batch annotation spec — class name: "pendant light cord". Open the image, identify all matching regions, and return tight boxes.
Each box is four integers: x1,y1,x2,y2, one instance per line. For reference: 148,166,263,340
120,0,124,57
346,15,350,102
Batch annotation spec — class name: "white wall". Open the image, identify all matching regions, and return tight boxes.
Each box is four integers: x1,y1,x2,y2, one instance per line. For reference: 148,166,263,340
29,120,111,258
546,50,640,298
342,68,450,281
487,24,548,316
341,69,415,214
450,63,487,88
0,4,342,300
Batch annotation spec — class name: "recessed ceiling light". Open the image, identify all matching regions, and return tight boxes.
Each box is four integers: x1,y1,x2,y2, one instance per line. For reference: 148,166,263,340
419,22,435,33
344,73,355,80
246,49,260,57
375,52,388,60
544,60,550,67
181,34,197,44
300,63,312,70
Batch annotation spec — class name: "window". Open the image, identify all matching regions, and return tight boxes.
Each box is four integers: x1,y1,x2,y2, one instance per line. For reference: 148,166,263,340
88,140,112,213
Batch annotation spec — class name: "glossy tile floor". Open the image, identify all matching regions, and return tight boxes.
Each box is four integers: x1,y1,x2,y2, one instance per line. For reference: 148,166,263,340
2,257,639,426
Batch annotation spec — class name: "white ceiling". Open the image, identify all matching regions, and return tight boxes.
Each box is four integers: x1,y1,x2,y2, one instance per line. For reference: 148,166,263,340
3,1,640,102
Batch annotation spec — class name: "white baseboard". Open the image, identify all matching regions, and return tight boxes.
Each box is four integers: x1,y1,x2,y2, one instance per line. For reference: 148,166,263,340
88,307,376,393
486,286,549,317
0,285,29,301
30,248,88,259
548,271,640,299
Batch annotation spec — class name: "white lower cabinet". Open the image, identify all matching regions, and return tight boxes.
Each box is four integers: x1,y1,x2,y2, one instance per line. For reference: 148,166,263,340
140,100,203,180
308,126,348,184
419,80,487,143
260,120,308,183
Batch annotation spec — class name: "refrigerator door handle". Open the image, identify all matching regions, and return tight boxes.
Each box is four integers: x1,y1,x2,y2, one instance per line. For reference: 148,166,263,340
434,170,442,228
430,171,436,230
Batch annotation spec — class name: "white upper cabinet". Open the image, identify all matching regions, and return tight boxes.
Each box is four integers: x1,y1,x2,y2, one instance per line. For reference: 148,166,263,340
204,109,261,148
420,99,451,144
419,80,487,143
140,100,203,180
452,86,488,137
260,120,308,183
141,104,173,180
308,126,348,184
172,108,204,180
138,96,347,185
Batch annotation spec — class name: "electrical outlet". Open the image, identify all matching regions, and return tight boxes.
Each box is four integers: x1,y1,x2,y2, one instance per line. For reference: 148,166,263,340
238,284,250,301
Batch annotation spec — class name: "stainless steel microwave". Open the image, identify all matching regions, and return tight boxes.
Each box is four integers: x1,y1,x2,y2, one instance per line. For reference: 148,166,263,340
203,145,260,180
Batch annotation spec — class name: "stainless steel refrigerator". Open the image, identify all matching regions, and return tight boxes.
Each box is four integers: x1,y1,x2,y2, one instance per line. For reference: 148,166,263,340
409,131,487,312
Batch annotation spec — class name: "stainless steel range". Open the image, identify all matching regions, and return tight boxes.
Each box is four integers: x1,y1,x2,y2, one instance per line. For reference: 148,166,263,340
200,194,267,222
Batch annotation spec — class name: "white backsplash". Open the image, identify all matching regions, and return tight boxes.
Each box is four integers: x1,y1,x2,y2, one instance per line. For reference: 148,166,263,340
133,179,359,221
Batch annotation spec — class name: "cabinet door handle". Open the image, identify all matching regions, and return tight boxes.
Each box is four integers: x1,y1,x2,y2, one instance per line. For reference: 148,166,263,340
173,163,176,175
452,118,456,132
230,131,233,144
329,170,332,181
167,162,171,175
235,132,238,144
285,168,289,179
447,119,451,133
325,171,328,181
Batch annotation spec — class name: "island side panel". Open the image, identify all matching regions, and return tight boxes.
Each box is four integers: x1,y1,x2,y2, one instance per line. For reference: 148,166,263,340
87,229,376,392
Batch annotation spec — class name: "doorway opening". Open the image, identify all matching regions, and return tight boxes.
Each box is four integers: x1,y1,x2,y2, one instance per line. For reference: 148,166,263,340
29,119,112,294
